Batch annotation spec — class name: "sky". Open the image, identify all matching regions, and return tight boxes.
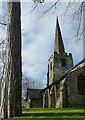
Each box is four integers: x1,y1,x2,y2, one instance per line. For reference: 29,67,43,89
0,2,83,87
21,2,83,86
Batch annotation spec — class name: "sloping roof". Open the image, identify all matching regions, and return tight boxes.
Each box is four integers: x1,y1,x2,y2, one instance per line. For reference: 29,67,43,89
41,58,85,92
27,89,42,99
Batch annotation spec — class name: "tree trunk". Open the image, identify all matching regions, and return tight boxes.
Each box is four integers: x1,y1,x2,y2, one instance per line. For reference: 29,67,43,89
0,1,22,118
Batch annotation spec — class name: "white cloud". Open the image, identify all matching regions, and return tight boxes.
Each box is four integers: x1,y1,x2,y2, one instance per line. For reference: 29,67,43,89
0,2,83,87
22,15,55,81
21,2,83,85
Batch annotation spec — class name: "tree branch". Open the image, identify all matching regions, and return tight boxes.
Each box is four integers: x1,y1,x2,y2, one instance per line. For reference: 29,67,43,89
36,0,59,20
0,22,7,26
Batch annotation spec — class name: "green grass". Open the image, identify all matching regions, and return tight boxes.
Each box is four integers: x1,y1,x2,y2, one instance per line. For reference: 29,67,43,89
4,108,85,120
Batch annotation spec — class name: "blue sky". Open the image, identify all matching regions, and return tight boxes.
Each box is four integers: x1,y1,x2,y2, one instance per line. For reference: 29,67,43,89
21,2,83,85
0,2,83,87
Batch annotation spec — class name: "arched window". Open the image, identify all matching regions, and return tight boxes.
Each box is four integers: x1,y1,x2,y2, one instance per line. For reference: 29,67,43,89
77,74,85,95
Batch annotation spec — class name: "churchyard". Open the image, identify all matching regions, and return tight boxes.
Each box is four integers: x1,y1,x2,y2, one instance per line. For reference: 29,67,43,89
3,108,85,120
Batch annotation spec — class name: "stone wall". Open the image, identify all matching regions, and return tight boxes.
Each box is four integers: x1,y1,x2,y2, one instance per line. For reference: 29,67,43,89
49,85,55,108
42,59,85,108
55,79,66,108
31,99,43,108
0,81,1,106
43,89,49,108
47,52,73,86
26,98,43,108
67,67,85,107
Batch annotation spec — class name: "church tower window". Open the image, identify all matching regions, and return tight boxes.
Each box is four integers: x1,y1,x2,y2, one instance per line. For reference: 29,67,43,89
61,59,66,67
50,62,52,70
61,59,67,73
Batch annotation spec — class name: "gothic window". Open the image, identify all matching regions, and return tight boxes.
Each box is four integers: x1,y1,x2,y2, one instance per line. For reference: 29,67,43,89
77,74,85,95
50,62,52,70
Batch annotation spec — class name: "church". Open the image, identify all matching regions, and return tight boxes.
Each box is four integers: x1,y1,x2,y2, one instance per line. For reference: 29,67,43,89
26,17,85,108
41,17,85,108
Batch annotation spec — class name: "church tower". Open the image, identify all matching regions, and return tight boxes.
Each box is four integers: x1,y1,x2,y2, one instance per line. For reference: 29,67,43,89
47,17,73,86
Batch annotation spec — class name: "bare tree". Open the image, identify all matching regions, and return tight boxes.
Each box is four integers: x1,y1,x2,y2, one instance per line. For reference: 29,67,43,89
31,1,84,41
0,0,84,118
0,22,6,111
0,1,22,118
22,75,44,98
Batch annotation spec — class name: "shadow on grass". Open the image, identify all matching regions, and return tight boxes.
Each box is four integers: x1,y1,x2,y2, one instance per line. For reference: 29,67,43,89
22,112,84,117
4,118,84,120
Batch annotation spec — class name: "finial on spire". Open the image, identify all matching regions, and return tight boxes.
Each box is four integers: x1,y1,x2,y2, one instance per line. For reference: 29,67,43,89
54,17,65,54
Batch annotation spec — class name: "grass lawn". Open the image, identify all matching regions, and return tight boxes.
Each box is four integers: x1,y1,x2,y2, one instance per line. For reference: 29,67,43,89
4,108,85,120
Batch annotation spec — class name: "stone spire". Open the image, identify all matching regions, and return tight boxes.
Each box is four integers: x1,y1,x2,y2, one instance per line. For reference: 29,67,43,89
54,17,65,54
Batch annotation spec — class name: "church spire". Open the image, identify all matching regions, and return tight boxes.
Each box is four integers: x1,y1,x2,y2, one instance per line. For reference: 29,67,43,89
54,17,65,54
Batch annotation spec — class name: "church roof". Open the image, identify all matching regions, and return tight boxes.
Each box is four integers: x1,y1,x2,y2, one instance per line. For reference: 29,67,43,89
41,58,85,92
54,17,65,54
27,89,42,99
